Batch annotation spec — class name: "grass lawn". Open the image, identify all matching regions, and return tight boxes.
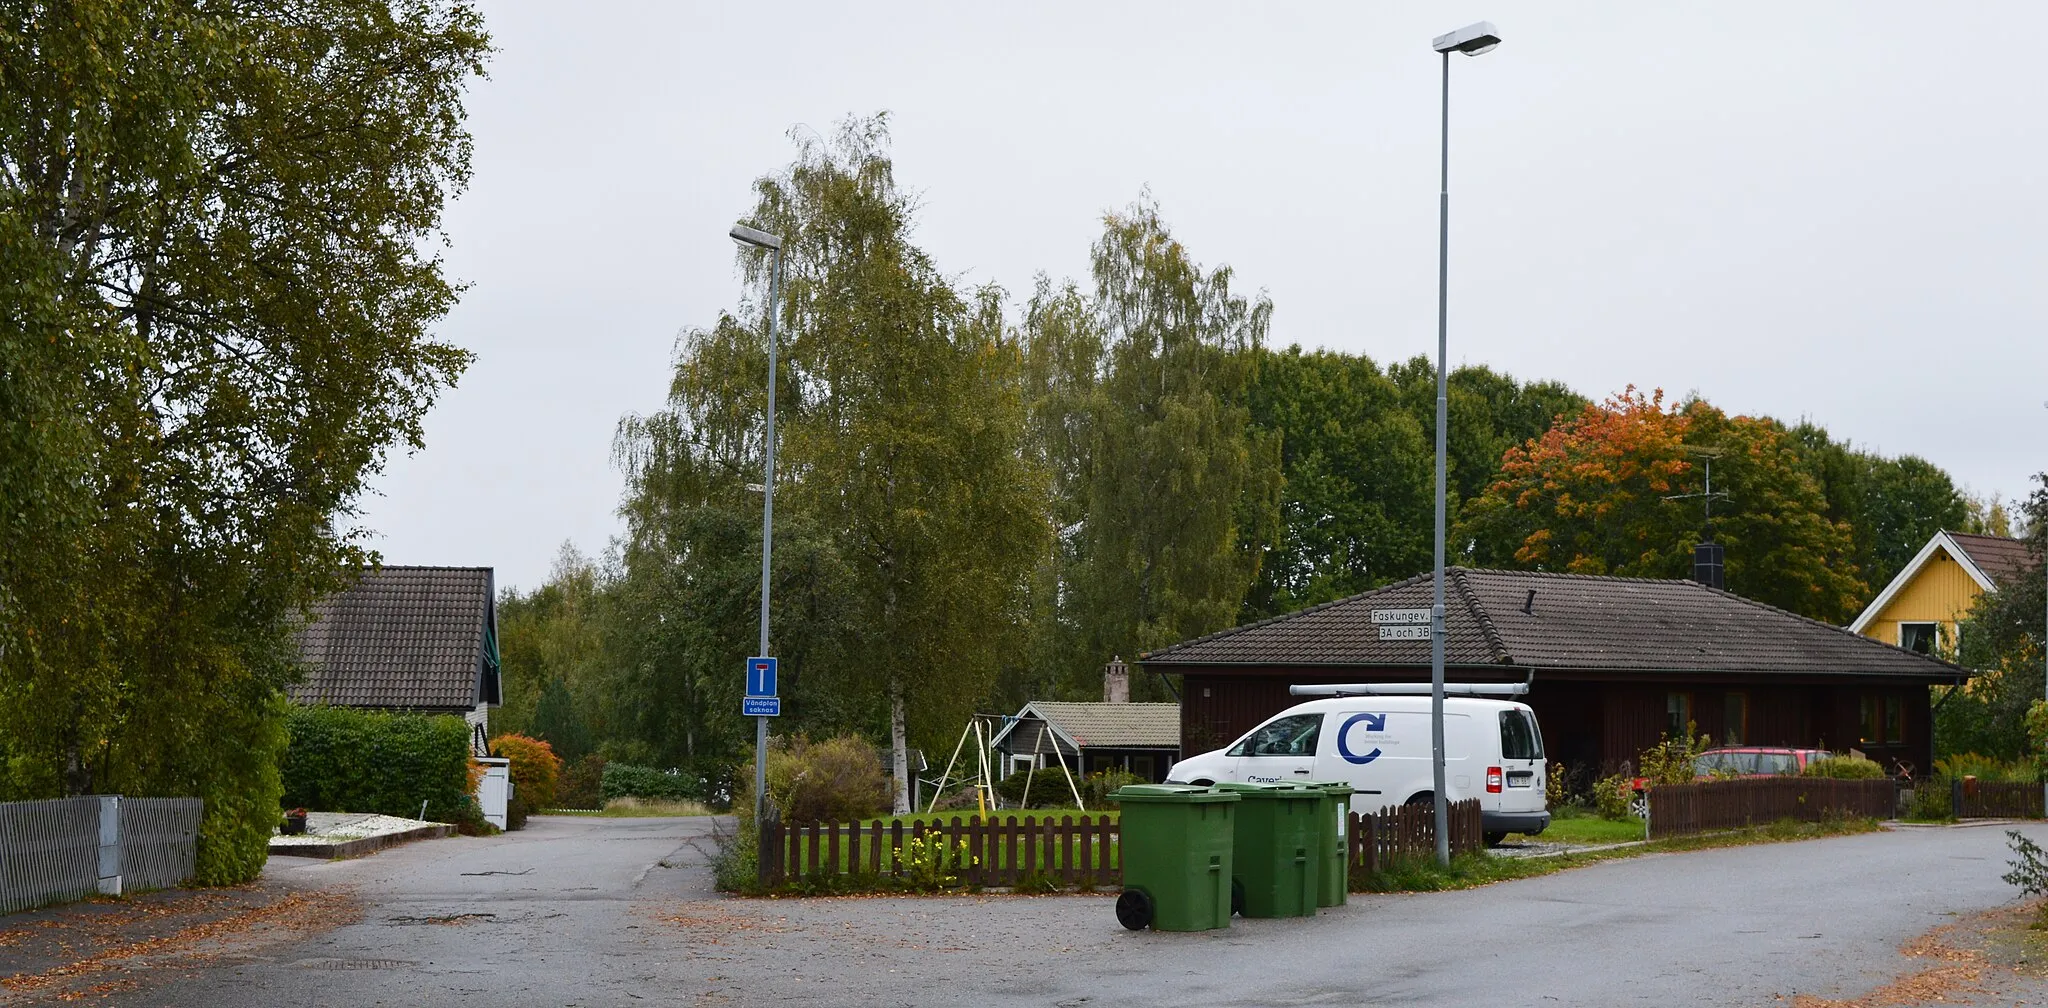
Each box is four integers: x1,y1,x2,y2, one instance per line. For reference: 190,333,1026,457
1515,814,1646,845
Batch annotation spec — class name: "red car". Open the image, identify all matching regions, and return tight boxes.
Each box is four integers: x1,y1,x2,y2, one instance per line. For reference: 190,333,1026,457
1627,747,1835,818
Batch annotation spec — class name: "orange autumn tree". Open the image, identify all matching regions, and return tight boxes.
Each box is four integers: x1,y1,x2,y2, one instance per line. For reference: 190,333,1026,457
1458,388,1866,622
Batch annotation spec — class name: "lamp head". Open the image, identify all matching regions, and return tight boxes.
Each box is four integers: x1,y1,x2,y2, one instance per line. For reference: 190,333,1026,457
1431,21,1501,56
729,223,783,251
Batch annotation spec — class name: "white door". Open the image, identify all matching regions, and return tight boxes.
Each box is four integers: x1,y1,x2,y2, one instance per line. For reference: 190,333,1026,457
1232,712,1322,783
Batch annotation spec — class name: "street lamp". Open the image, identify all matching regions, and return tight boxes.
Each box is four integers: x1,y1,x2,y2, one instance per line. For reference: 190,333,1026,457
1426,20,1500,867
729,222,784,851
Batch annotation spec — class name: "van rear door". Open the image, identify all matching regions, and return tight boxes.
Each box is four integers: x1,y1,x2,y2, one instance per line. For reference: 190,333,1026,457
1497,707,1545,809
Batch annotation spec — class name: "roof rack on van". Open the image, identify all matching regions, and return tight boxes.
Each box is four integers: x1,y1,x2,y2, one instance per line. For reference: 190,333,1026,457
1289,680,1530,698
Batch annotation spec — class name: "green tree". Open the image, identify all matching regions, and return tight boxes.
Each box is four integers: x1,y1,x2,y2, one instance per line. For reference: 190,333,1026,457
1789,423,1969,599
1068,200,1282,685
1951,475,2047,759
1242,346,1431,617
0,0,486,881
742,119,1050,812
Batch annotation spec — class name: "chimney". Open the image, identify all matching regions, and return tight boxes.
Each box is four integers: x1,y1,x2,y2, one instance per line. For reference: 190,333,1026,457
1693,542,1725,590
1103,657,1129,704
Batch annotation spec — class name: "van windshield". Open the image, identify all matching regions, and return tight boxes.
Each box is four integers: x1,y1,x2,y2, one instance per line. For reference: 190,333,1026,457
1234,713,1322,757
1499,709,1543,761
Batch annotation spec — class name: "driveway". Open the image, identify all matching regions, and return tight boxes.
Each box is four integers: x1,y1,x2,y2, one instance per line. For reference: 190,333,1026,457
45,818,2048,1007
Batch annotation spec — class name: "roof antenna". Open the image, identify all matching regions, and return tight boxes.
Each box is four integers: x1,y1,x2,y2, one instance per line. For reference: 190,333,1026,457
1663,448,1730,542
1522,589,1536,615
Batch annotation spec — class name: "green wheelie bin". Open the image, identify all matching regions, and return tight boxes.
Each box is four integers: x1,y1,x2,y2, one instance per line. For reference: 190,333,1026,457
1305,782,1354,908
1215,782,1321,918
1110,784,1239,932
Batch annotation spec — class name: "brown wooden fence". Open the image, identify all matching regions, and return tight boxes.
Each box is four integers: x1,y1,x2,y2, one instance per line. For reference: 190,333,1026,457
1955,779,2045,819
763,798,1490,891
1646,777,1894,839
1347,798,1484,882
761,814,1118,889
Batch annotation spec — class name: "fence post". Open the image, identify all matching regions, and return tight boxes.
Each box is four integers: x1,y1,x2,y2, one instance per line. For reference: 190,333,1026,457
96,796,122,897
756,806,779,889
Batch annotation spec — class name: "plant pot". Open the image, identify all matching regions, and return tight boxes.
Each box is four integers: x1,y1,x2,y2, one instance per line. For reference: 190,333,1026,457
282,813,308,836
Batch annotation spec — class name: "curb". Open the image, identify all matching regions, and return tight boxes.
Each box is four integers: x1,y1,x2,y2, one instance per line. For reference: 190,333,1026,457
268,823,452,860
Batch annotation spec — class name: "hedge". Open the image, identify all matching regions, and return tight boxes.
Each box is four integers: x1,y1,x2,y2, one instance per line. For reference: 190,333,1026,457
602,763,700,803
281,706,475,823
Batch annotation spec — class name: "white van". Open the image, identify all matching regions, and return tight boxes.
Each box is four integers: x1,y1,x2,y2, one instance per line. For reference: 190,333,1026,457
1166,693,1550,843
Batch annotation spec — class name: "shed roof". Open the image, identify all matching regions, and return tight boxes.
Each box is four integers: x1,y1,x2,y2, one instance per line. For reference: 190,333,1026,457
1142,567,1966,682
290,566,497,710
991,703,1182,751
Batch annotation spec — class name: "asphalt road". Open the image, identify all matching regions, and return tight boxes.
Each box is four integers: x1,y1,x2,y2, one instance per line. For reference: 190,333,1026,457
126,818,2048,1007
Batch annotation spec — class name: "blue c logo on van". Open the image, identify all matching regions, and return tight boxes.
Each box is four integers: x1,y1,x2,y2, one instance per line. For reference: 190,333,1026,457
1337,712,1387,765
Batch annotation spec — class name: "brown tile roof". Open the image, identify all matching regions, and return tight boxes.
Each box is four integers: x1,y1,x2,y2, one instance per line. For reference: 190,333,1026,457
997,703,1182,750
1140,567,1966,681
290,566,495,711
1947,532,2039,588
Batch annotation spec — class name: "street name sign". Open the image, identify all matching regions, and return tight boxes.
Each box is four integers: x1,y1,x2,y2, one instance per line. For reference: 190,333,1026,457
1377,625,1432,641
1370,608,1431,625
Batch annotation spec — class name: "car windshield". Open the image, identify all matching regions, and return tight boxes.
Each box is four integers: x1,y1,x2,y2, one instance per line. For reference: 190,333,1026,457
1240,713,1322,757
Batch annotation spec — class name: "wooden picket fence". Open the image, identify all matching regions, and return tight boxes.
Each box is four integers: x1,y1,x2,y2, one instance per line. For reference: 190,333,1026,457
762,798,1488,891
1646,777,1894,839
1954,779,2045,819
1346,799,1484,881
761,814,1118,889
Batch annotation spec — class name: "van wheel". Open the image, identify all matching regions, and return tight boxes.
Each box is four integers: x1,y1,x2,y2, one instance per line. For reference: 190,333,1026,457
1404,792,1434,807
1484,831,1508,848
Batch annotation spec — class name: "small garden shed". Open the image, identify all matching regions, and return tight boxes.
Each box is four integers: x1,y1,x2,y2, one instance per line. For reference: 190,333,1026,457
990,702,1182,783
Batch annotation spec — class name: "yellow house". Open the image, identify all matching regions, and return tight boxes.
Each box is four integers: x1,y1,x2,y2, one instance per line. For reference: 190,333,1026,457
1848,531,2033,655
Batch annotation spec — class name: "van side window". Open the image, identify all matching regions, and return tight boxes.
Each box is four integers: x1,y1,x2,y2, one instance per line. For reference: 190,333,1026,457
1244,713,1323,757
1499,709,1543,761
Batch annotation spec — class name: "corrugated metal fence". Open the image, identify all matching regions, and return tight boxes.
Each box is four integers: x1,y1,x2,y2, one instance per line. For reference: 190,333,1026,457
0,796,202,914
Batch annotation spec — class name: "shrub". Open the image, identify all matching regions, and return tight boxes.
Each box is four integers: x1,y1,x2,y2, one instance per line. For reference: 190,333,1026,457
603,763,699,803
737,735,891,827
1083,768,1143,809
1802,754,1886,779
558,754,606,810
1593,773,1635,820
1635,729,1715,788
281,706,474,822
1907,779,1955,821
1935,752,2041,783
491,734,562,830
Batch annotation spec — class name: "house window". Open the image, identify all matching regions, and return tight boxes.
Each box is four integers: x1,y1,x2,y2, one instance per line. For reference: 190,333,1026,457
1860,693,1906,745
1666,692,1693,739
1724,692,1748,745
1131,754,1155,780
1899,622,1941,655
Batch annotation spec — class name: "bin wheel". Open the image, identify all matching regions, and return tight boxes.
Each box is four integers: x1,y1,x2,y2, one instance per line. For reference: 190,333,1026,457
1231,878,1246,917
1115,888,1154,931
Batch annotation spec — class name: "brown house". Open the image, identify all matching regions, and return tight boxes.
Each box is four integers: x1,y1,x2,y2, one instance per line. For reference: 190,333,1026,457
1139,567,1968,778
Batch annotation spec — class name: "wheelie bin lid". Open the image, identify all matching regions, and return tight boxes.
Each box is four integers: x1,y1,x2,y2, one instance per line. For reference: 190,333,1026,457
1303,781,1356,797
1212,781,1316,799
1111,784,1240,804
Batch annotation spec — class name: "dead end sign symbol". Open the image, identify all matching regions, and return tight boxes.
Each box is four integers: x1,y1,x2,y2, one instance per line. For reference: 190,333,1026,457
745,657,778,698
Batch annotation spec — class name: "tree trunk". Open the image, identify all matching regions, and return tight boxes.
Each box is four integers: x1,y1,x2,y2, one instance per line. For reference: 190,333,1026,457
889,675,911,815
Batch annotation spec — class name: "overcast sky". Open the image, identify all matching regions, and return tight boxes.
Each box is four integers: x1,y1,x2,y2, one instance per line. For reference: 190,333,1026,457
359,1,2048,593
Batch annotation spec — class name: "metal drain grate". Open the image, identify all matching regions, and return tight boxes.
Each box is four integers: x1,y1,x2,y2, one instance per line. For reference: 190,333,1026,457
295,958,414,970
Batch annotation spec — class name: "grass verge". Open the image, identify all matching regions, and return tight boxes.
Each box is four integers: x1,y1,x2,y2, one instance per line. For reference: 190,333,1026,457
541,798,715,817
1515,813,1646,845
1360,816,1884,894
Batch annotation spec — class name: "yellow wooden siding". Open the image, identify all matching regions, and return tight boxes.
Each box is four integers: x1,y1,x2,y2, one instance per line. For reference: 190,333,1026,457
1860,546,1986,648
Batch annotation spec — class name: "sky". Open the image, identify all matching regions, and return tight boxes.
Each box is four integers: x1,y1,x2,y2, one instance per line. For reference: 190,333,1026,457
359,1,2048,593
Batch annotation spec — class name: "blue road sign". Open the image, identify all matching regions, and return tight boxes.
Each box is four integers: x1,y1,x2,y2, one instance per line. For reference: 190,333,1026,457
745,656,778,698
742,696,781,717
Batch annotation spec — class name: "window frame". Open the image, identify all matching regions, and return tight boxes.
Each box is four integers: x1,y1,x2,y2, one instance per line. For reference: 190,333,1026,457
1898,622,1941,655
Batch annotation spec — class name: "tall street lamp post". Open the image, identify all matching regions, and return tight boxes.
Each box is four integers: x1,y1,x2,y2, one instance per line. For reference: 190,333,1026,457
1427,21,1501,867
730,222,784,844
